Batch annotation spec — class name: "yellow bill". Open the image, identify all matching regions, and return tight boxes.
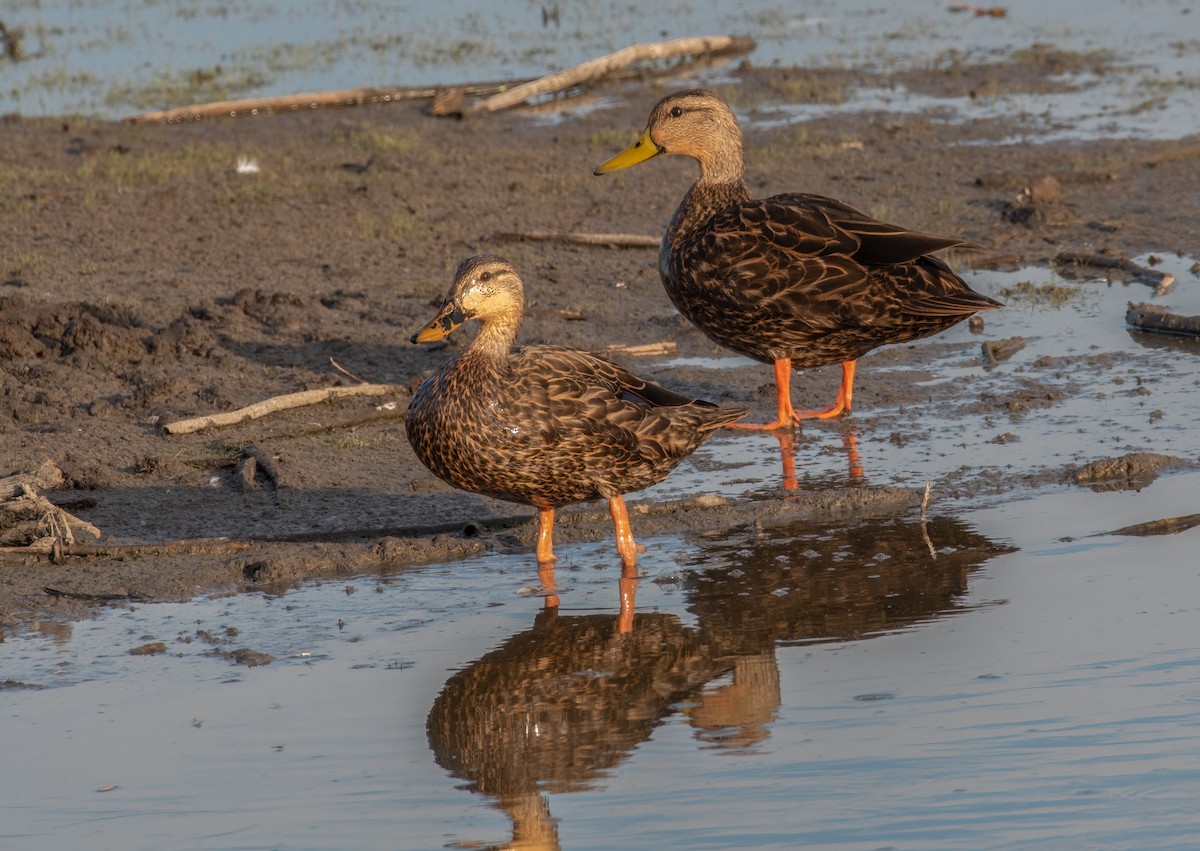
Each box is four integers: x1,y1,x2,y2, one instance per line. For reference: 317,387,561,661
410,300,469,344
594,129,663,175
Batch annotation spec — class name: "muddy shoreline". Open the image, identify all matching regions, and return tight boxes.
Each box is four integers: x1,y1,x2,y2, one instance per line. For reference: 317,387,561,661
3,64,1199,627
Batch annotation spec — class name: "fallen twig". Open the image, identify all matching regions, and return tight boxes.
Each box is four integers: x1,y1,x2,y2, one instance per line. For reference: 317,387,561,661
468,36,756,114
121,80,529,124
1125,302,1200,337
918,482,937,559
605,341,678,357
45,587,151,602
0,537,254,561
121,35,754,124
0,485,101,550
162,383,399,435
495,230,660,248
1055,250,1176,295
948,4,1008,17
1103,513,1200,537
329,356,369,384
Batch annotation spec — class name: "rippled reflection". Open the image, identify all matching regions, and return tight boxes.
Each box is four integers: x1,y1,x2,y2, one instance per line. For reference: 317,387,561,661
427,514,1011,848
684,514,1014,648
1126,326,1200,354
427,608,723,849
771,428,864,490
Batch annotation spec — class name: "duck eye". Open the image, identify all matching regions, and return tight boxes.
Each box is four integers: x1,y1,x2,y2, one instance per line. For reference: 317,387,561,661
670,106,683,118
479,271,492,282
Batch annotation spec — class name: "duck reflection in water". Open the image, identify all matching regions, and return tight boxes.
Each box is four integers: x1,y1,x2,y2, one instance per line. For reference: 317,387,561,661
767,426,864,491
426,514,1012,848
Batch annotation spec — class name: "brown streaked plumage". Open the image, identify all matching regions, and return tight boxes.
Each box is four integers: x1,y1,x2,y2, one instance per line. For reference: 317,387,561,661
595,89,1002,430
405,254,747,588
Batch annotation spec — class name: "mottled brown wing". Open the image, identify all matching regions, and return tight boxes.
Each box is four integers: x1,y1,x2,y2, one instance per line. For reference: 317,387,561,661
676,198,872,336
797,193,985,264
509,345,741,464
669,193,999,362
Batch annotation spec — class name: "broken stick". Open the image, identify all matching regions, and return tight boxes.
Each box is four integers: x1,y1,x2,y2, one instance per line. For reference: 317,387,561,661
122,35,754,123
1,486,101,549
469,35,757,114
605,342,678,357
494,230,660,248
1125,302,1200,337
1055,250,1176,294
162,383,399,435
121,80,526,124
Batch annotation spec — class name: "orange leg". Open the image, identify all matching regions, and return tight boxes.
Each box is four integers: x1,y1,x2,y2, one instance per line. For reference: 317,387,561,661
607,496,643,568
535,507,560,608
727,358,856,429
609,496,644,634
795,360,856,420
535,507,556,564
728,358,799,430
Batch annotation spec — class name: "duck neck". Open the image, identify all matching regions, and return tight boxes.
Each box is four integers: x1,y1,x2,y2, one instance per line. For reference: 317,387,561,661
671,175,750,242
462,316,520,371
699,138,747,187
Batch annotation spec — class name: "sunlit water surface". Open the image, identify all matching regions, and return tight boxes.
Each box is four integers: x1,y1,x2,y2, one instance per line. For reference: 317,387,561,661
4,1,1200,844
3,466,1200,849
6,256,1200,849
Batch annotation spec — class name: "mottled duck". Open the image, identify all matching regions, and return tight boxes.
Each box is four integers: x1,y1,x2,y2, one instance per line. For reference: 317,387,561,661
595,89,1001,429
406,254,747,576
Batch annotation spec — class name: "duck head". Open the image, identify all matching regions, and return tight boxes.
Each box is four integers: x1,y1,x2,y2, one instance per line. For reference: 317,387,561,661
593,89,743,178
410,254,526,344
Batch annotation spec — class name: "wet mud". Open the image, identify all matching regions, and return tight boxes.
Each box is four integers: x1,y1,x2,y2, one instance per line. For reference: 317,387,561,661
2,65,1199,626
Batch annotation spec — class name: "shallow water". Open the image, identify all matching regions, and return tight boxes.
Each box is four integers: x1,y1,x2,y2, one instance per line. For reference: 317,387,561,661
4,255,1200,848
3,0,1198,141
4,2,1200,846
4,465,1200,849
656,253,1200,501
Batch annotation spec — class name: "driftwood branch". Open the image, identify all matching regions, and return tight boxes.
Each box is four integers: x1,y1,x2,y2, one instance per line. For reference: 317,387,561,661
121,80,528,124
1104,513,1200,537
495,230,659,248
1,459,64,498
121,36,754,124
1,461,101,552
605,341,677,357
1125,302,1200,337
1055,251,1176,295
162,383,400,435
469,36,756,114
